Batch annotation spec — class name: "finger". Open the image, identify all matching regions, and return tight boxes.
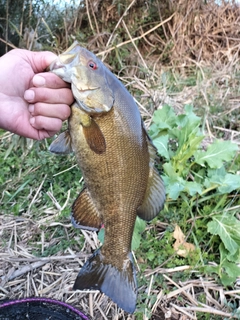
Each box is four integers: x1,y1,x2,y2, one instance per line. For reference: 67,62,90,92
30,115,63,133
33,73,71,89
29,103,71,121
30,51,57,73
24,87,74,105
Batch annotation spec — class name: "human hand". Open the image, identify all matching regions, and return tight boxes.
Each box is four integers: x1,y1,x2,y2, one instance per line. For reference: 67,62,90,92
0,49,73,140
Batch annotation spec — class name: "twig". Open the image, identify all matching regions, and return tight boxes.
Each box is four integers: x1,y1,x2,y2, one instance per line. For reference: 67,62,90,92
121,19,148,70
1,260,49,282
97,14,175,56
170,303,197,319
105,0,136,50
0,38,17,49
27,175,46,214
89,293,94,317
179,305,239,318
163,274,198,306
144,275,154,319
85,0,95,34
146,265,191,276
6,253,89,262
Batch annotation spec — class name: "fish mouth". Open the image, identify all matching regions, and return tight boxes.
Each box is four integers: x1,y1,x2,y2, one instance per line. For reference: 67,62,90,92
49,61,66,72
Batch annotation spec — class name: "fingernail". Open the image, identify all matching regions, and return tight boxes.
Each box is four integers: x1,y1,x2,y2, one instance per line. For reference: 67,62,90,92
24,90,35,101
33,75,46,87
29,117,35,125
29,104,34,113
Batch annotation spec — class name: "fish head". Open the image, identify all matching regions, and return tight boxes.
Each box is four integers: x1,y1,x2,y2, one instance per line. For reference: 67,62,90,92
49,41,114,114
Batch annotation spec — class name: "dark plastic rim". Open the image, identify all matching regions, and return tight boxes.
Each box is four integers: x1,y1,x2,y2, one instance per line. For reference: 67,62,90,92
0,297,89,320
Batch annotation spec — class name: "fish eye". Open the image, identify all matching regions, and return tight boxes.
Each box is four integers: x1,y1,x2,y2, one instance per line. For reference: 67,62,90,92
88,61,98,70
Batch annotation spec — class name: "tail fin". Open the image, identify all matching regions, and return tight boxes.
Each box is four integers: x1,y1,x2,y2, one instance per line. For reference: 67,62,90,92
73,248,137,314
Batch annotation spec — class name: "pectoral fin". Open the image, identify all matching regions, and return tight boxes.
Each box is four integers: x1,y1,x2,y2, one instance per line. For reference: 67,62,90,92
82,119,106,154
137,136,165,221
71,105,106,154
71,187,102,231
49,131,73,154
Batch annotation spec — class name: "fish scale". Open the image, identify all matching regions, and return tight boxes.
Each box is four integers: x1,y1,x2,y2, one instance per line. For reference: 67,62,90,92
49,41,165,314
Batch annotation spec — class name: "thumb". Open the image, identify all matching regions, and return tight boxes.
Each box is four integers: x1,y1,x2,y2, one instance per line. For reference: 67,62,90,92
30,51,58,73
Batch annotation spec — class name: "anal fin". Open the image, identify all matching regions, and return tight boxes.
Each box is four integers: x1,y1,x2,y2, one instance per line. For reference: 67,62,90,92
49,130,73,154
71,187,102,231
137,137,165,221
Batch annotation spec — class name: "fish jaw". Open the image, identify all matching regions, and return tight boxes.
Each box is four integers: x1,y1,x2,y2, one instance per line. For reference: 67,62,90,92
49,42,114,114
49,43,82,82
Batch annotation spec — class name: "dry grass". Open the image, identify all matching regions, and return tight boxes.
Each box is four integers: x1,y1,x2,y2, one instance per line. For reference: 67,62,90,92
1,213,240,319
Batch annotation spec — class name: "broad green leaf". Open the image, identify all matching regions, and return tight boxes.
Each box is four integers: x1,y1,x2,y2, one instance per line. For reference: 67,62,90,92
151,105,176,131
207,166,226,179
207,215,240,255
227,248,240,263
204,265,220,276
184,181,202,196
152,135,169,160
219,243,240,286
131,217,146,250
204,168,240,194
172,134,204,170
134,216,146,233
163,162,178,178
162,175,185,200
194,140,239,169
163,163,186,199
218,173,240,194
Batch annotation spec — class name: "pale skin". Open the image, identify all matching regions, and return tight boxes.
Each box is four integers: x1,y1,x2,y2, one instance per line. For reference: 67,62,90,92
0,48,74,140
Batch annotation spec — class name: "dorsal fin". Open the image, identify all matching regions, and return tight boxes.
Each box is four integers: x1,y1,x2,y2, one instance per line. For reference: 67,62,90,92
137,129,165,221
71,187,102,231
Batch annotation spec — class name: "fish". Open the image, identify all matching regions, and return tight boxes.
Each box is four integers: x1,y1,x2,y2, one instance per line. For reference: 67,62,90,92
48,41,165,314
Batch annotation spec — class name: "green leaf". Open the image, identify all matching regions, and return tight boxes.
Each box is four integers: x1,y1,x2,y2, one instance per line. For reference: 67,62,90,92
194,140,239,169
151,105,176,132
218,174,240,194
152,135,170,160
131,217,146,250
227,248,240,263
207,215,240,255
98,228,105,244
219,243,240,286
163,163,178,178
146,251,155,261
184,181,202,196
204,167,240,194
162,175,185,200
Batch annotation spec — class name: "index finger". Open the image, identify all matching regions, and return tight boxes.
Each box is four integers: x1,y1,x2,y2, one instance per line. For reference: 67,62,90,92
33,72,71,89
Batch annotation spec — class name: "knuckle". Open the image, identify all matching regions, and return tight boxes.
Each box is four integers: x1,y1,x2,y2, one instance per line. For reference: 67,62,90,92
34,88,49,103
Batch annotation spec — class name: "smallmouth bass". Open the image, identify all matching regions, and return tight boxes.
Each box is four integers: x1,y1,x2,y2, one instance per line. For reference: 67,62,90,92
49,41,165,314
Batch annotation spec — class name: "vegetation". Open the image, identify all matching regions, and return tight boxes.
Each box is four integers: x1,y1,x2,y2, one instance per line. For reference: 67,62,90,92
0,0,240,319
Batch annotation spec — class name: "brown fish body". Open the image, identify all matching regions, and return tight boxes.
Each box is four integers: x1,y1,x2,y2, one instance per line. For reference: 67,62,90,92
49,42,165,313
70,91,149,261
